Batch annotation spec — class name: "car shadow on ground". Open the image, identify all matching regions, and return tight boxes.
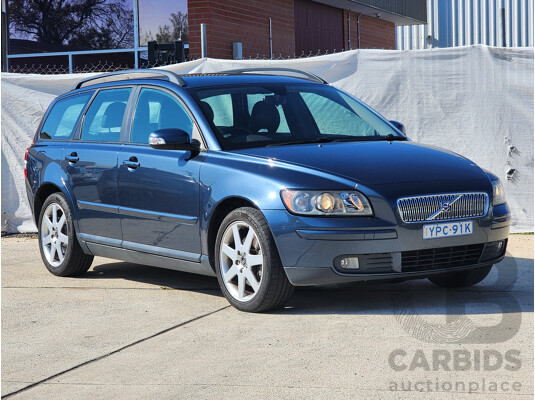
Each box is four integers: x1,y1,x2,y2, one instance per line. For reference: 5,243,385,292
86,254,533,316
88,261,223,295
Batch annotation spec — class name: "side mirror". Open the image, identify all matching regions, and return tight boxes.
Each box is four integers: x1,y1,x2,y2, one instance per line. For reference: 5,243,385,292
389,120,406,135
149,129,199,151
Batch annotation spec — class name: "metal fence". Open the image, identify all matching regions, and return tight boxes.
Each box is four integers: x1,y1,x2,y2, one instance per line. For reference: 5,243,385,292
7,60,183,75
5,48,350,74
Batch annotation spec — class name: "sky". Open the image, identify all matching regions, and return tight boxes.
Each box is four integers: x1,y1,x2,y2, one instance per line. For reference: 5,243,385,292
139,0,188,44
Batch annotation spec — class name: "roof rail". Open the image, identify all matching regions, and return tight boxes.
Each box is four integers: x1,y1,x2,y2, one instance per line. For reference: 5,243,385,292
73,69,186,90
221,68,328,84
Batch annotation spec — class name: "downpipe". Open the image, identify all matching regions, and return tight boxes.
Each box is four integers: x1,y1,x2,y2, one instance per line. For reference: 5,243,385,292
269,17,273,59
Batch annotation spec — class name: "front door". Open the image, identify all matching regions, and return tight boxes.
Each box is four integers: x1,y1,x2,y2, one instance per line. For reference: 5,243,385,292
118,87,203,261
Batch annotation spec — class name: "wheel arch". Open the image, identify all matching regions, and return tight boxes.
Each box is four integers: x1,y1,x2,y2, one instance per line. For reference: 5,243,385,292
206,196,260,272
33,183,64,225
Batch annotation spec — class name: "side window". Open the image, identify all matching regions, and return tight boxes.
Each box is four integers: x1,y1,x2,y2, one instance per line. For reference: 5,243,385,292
81,88,131,142
202,94,233,127
300,92,374,136
40,92,93,140
246,94,290,133
130,88,193,144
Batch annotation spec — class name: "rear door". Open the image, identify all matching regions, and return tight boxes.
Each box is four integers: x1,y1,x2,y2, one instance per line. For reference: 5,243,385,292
64,87,133,242
117,87,204,260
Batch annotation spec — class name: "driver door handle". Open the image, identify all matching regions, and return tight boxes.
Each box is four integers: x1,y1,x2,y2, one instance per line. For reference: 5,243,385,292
123,156,140,169
65,152,79,163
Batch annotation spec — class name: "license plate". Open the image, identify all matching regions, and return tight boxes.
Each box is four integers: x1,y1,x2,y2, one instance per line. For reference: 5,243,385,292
423,220,473,239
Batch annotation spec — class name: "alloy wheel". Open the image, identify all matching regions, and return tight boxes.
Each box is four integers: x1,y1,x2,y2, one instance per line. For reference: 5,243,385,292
40,203,68,267
219,221,264,301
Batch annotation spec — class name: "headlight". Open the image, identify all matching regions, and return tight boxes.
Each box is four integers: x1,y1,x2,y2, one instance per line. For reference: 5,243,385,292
484,170,506,206
280,189,373,216
492,179,506,206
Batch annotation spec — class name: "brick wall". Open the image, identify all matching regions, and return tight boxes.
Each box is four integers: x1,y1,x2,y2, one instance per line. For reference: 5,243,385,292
343,11,396,50
188,0,295,59
358,15,395,49
189,1,395,59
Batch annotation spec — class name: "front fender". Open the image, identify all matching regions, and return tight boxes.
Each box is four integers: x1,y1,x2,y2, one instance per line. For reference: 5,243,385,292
198,150,359,255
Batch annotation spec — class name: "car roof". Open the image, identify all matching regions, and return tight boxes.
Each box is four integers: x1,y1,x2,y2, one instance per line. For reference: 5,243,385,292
71,68,327,92
180,73,322,88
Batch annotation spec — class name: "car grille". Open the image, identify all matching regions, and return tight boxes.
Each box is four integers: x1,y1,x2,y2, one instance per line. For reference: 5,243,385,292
397,193,488,223
401,244,485,272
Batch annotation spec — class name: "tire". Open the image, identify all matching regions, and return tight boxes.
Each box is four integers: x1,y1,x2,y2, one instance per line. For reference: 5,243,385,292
215,207,294,312
428,265,493,288
38,193,93,277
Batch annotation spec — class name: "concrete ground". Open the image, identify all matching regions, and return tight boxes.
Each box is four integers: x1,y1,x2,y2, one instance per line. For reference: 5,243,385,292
1,235,533,399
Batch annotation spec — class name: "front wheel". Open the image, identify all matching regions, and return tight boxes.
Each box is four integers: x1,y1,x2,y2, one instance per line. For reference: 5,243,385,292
428,265,493,288
215,207,294,312
38,193,93,276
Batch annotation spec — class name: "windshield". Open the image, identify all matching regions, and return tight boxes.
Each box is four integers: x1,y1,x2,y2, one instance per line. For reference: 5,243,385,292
188,83,405,150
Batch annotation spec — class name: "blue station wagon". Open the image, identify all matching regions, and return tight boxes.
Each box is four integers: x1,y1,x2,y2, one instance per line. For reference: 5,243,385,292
25,68,510,312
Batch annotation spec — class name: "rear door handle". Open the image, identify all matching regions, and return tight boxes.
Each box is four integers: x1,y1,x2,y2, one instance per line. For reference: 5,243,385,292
65,152,79,163
123,156,140,169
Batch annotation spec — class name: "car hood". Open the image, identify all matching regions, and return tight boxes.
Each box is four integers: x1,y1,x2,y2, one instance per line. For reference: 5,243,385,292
232,141,487,185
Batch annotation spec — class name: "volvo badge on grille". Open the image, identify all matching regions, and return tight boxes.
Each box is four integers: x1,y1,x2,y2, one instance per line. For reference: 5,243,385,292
397,193,488,223
427,195,462,220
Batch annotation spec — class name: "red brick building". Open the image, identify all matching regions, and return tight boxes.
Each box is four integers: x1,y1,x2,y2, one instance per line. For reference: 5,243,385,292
2,0,426,72
188,0,426,59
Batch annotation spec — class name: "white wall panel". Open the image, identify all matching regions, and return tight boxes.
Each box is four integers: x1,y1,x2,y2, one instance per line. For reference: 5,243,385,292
396,0,533,49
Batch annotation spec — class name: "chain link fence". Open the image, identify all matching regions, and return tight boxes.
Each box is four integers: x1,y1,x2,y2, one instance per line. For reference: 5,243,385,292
6,48,349,75
7,60,188,75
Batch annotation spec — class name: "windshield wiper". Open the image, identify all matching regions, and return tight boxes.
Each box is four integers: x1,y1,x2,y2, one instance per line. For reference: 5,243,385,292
266,134,406,147
266,137,336,147
330,137,378,142
374,134,407,141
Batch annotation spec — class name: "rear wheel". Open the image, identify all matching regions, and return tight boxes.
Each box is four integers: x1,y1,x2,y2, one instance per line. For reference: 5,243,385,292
428,265,493,288
38,193,93,276
215,207,294,312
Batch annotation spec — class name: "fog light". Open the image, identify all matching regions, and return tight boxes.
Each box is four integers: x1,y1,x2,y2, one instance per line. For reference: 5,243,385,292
340,257,360,270
497,241,503,251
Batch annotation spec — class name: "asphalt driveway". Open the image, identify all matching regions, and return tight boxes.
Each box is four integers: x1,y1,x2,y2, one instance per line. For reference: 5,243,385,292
2,235,533,399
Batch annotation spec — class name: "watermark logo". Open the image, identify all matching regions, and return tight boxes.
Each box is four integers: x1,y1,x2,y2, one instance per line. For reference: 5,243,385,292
388,378,523,394
391,251,522,344
388,349,521,372
387,349,523,394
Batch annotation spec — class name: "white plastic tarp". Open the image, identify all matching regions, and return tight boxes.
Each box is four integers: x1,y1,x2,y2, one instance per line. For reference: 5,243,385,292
1,45,533,233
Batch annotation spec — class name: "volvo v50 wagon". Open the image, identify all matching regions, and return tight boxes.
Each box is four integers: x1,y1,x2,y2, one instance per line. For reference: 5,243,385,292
25,68,510,312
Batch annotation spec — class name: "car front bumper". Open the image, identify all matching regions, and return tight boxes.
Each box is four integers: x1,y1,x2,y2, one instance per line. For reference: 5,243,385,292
263,203,511,286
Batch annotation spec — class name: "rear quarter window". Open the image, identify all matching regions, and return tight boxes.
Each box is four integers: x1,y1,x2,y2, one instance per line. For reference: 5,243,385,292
40,92,93,140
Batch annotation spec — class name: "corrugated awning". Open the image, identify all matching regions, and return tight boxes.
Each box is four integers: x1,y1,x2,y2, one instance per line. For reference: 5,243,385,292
313,0,427,25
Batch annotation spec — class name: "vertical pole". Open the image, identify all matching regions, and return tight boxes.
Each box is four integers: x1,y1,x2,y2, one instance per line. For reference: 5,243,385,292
1,0,7,72
357,13,361,49
133,0,139,68
68,53,73,74
347,11,351,50
201,23,207,58
269,17,273,59
501,7,506,46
